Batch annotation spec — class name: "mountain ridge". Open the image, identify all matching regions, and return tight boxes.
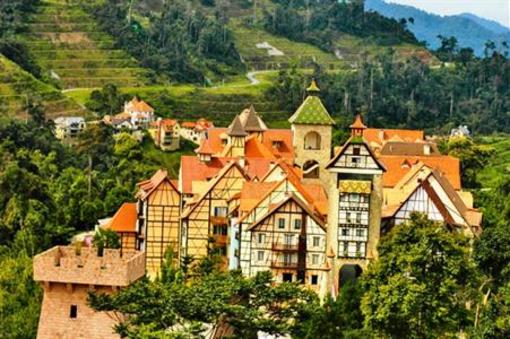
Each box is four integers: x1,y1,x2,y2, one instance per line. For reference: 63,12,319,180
365,0,510,55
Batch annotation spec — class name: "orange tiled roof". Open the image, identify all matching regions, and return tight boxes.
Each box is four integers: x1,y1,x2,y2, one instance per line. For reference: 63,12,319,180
137,169,178,199
126,97,154,113
181,121,197,128
180,156,273,194
350,114,367,129
107,202,137,233
364,128,424,147
239,181,280,212
195,139,215,155
204,128,294,160
379,155,461,190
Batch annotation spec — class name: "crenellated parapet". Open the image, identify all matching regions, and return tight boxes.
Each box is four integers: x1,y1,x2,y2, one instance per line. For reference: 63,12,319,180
33,246,145,287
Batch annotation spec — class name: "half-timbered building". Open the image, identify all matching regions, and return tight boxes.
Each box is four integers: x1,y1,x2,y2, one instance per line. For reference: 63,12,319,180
136,169,181,277
180,161,250,264
241,194,328,291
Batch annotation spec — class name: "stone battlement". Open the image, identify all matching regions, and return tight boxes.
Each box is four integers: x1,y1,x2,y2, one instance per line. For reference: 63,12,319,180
33,246,145,287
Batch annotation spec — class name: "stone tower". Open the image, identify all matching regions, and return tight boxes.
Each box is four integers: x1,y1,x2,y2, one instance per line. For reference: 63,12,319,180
289,80,335,184
33,246,145,339
325,114,385,292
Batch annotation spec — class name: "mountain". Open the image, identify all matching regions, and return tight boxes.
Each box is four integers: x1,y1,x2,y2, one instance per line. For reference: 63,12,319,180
365,0,510,56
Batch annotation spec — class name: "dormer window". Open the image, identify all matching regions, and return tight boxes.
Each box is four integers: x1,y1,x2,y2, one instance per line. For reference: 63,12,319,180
272,140,282,149
353,146,361,155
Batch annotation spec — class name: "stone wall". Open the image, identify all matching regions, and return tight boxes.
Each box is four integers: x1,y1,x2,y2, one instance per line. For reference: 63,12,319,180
33,246,145,287
37,284,121,339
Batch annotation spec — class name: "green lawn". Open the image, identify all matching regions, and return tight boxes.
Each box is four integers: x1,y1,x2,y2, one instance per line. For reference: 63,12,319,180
141,138,195,178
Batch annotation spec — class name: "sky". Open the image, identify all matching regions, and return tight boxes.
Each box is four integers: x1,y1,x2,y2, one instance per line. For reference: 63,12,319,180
387,0,510,28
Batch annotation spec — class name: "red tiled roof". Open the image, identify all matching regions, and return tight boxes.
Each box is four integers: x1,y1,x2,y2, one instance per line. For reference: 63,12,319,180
106,203,137,233
379,155,461,190
181,121,196,128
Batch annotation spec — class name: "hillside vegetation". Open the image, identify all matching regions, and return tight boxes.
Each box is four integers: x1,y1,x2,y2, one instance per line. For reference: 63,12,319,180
0,53,87,119
19,0,150,89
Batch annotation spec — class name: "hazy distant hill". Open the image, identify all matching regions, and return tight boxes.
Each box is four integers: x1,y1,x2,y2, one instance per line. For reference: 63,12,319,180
365,0,510,56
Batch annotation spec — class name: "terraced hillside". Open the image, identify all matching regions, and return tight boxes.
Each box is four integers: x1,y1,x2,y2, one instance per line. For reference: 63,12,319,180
0,54,87,120
67,72,289,127
19,0,149,89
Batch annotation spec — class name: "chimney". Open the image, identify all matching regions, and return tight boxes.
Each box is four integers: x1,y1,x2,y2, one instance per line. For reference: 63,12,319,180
424,144,431,155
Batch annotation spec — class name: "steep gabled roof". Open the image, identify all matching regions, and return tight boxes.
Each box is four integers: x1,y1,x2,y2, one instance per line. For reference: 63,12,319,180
326,137,386,171
195,139,214,155
136,169,179,200
248,193,326,231
106,202,137,233
181,161,250,218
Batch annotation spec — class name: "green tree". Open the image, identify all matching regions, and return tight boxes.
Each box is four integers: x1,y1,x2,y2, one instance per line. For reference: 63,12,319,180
361,214,479,338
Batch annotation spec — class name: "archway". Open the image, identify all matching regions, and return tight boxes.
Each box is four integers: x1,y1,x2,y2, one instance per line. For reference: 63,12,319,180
303,160,320,179
304,131,321,150
339,264,362,287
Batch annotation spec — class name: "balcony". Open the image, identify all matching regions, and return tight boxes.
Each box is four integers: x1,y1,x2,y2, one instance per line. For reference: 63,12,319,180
271,243,299,252
211,234,228,245
271,260,298,269
211,216,228,225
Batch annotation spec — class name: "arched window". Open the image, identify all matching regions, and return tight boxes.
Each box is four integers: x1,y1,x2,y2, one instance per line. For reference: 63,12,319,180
303,160,320,179
304,131,321,150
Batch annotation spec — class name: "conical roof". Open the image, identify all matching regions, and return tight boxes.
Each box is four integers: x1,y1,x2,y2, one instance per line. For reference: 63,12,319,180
227,115,248,137
307,79,320,93
288,81,335,126
243,105,267,132
350,114,367,129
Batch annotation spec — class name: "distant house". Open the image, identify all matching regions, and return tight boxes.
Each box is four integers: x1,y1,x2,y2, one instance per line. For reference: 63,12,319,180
450,125,471,138
180,118,214,143
148,118,181,151
103,97,155,130
53,116,86,140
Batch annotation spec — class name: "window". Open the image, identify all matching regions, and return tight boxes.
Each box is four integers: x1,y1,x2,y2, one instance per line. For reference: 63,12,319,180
294,219,302,230
356,212,362,224
356,229,364,237
257,251,265,261
356,242,363,256
284,234,294,245
313,236,320,247
312,254,319,265
311,275,318,285
214,207,228,217
258,233,266,244
70,305,77,319
350,157,361,166
346,213,354,224
283,253,292,265
341,228,349,236
278,218,286,229
213,225,227,235
353,146,361,155
283,273,293,282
